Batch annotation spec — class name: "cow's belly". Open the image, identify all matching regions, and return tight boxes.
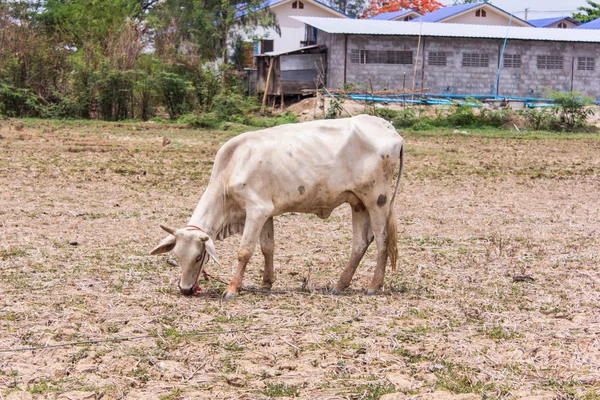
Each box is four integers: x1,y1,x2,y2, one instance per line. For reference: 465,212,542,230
272,188,360,219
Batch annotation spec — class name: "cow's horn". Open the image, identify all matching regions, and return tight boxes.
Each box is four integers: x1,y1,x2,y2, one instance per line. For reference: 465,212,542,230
160,225,176,235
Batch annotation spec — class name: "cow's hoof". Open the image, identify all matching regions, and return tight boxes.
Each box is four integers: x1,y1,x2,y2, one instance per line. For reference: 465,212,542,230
328,288,342,295
260,283,273,291
365,288,380,296
222,291,237,300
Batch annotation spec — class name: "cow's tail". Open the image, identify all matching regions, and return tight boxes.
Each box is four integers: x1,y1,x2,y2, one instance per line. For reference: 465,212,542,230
387,143,404,274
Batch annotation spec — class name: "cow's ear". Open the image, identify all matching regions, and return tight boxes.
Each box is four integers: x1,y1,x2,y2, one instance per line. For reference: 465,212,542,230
150,235,176,255
204,238,220,265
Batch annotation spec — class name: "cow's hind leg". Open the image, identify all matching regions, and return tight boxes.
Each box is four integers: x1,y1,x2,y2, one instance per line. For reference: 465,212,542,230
260,217,275,290
224,206,273,299
331,203,373,294
365,204,392,295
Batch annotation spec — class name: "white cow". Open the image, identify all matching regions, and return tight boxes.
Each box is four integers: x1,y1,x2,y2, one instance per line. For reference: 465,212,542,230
151,114,404,298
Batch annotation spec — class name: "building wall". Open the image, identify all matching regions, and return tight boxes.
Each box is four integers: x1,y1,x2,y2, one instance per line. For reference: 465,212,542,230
250,1,346,53
316,31,346,89
343,35,424,91
422,37,499,95
545,20,579,29
446,7,530,27
322,33,600,99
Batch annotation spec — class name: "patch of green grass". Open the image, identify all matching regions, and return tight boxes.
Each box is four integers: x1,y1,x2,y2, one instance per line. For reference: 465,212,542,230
70,348,90,363
130,366,151,382
159,388,183,400
262,382,300,397
0,249,27,259
434,360,495,394
220,358,237,373
541,378,581,398
478,326,522,341
347,382,396,400
27,378,64,394
396,325,438,344
222,341,245,352
393,346,430,364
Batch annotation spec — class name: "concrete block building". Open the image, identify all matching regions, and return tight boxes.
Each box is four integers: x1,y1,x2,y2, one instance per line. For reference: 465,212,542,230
292,17,600,99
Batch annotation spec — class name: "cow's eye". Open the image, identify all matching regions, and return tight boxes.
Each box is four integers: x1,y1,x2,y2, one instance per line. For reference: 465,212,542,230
196,254,204,262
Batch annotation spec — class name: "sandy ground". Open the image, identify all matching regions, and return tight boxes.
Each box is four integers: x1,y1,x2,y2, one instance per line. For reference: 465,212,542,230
0,118,599,399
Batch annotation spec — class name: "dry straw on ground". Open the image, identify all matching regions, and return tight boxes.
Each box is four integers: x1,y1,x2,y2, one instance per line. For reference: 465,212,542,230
0,119,599,399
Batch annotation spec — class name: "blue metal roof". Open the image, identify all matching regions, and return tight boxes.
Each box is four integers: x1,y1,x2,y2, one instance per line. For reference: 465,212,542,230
412,2,532,26
527,17,580,27
413,2,480,22
368,9,421,21
577,17,600,29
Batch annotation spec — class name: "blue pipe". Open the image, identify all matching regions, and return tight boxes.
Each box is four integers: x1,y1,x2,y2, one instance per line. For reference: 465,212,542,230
326,92,600,106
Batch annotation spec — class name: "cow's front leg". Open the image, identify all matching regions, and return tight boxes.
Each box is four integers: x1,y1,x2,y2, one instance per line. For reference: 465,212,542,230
224,208,272,299
260,217,275,290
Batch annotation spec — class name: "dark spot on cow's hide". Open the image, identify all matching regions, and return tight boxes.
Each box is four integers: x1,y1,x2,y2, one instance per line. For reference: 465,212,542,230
381,154,385,160
377,194,387,207
298,185,305,195
353,202,366,213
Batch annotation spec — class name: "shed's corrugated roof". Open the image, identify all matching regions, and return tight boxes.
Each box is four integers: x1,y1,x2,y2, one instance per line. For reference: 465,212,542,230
259,44,323,56
292,16,600,43
527,16,580,27
577,17,600,29
368,9,421,21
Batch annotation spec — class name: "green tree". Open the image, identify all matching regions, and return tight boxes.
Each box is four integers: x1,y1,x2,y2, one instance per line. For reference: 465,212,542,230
573,0,600,22
150,0,278,62
326,0,367,18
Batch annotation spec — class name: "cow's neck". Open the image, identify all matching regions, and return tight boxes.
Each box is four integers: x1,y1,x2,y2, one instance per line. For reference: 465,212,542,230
187,185,225,240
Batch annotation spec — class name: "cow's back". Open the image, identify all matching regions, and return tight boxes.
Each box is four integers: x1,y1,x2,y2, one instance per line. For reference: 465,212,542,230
213,115,402,215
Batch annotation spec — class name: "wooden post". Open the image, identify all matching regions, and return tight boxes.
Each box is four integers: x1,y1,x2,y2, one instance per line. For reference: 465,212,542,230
261,58,274,114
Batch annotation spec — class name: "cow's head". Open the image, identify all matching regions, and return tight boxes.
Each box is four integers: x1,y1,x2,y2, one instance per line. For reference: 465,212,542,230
150,225,219,296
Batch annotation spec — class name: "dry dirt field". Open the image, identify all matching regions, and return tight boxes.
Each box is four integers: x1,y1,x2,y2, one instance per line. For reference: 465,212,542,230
1,119,599,400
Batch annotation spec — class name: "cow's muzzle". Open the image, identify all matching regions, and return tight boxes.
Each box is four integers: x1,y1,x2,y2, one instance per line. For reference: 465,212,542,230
179,284,195,296
179,283,201,296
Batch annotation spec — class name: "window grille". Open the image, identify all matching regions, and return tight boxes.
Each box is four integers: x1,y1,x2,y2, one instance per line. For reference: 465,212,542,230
577,57,595,71
475,9,487,17
503,54,522,68
537,55,563,70
428,51,447,66
557,22,567,28
292,1,303,8
349,50,413,65
462,53,489,67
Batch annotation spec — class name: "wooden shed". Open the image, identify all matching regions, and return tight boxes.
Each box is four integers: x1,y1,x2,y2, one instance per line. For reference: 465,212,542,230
256,45,327,97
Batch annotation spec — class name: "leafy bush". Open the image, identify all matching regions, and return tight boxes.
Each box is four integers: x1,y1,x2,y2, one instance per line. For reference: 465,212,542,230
520,108,556,131
158,71,193,120
211,92,258,120
97,67,135,121
549,91,595,131
179,112,222,129
0,82,42,117
445,104,478,127
232,111,298,127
